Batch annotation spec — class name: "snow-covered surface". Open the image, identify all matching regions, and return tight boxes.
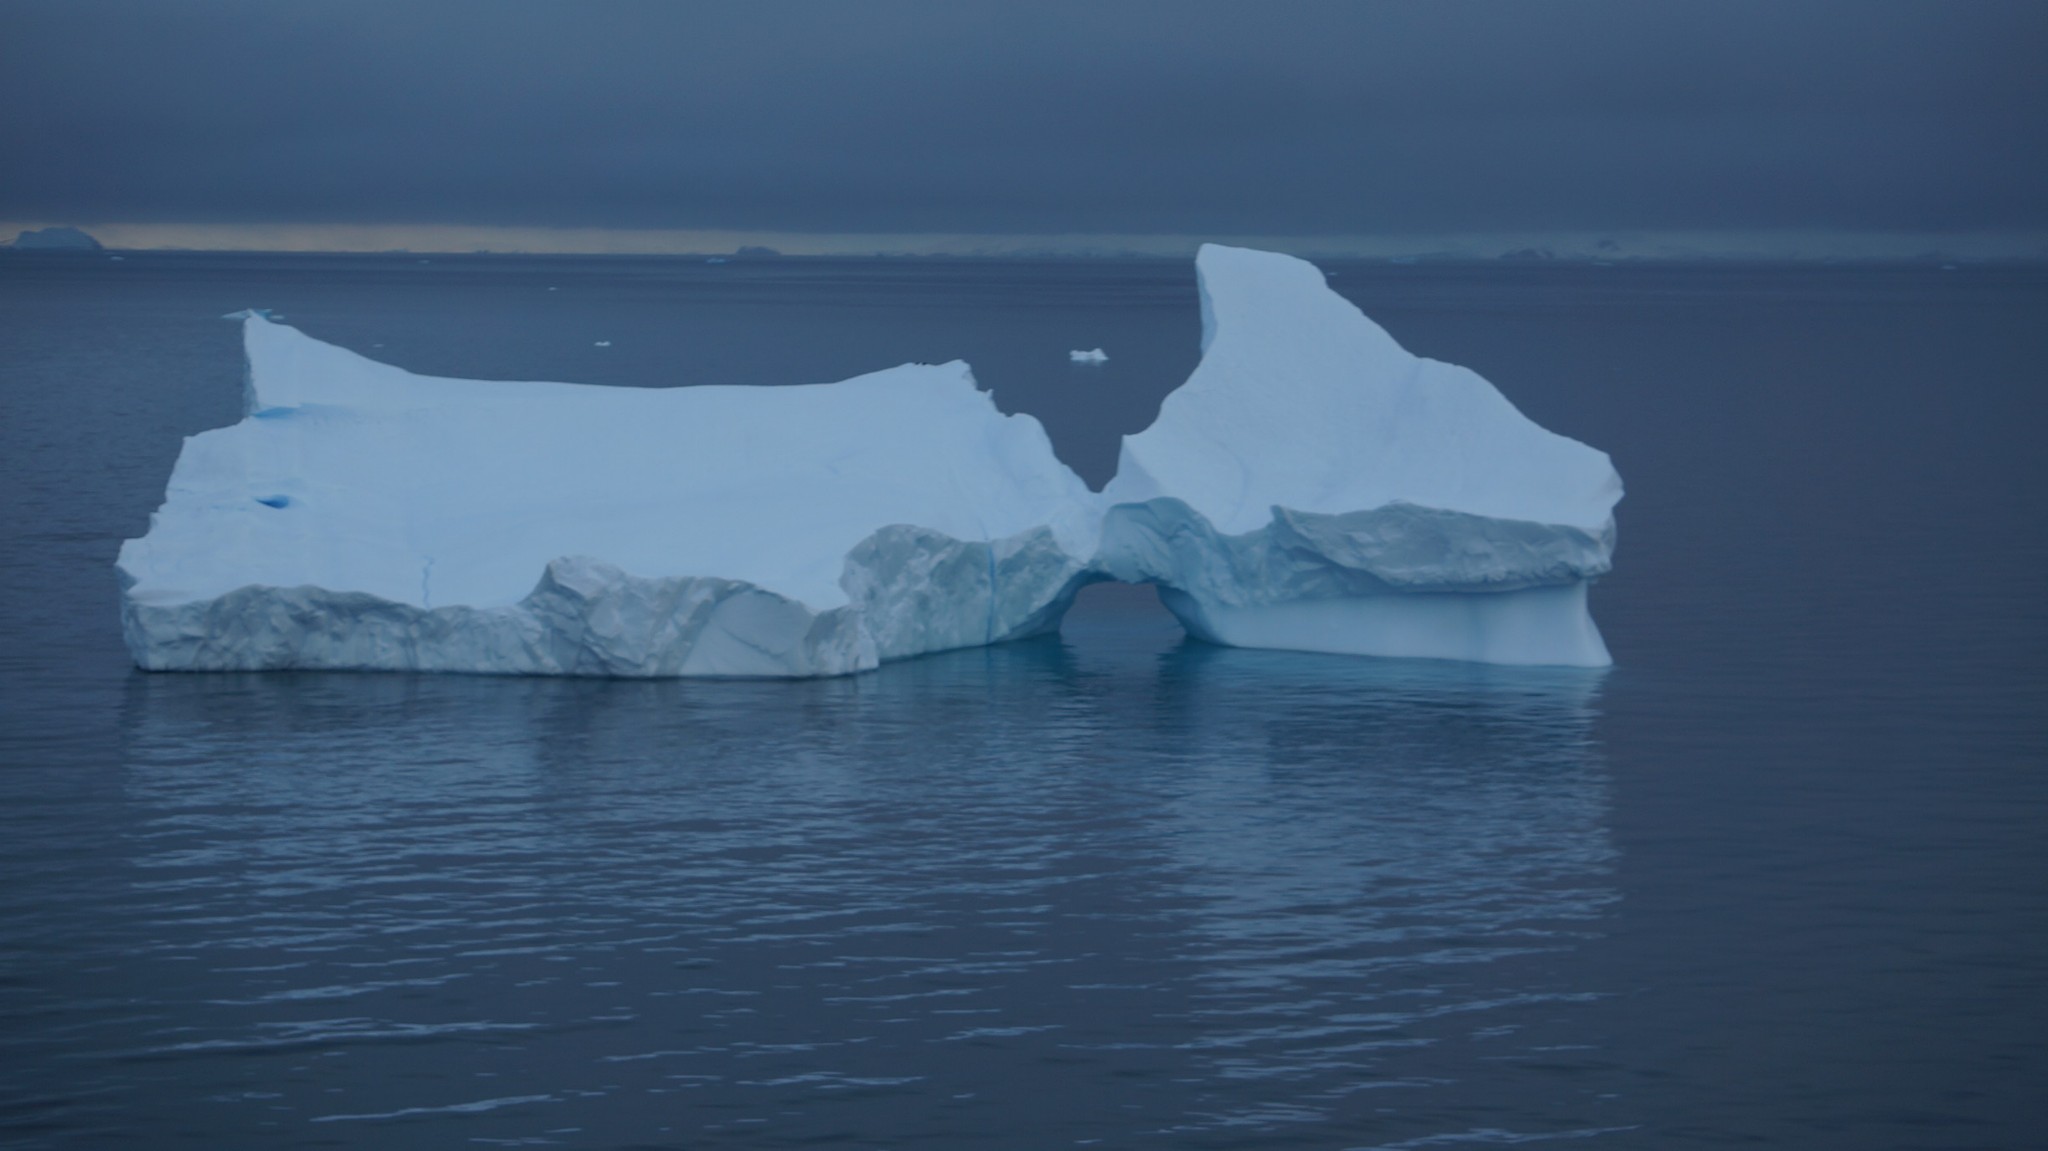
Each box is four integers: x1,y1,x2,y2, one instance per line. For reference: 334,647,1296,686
1104,245,1620,536
1069,348,1108,364
119,245,1623,677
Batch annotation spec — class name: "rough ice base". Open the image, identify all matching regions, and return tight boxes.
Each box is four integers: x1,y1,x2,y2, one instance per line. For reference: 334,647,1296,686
1090,496,1613,667
841,525,1097,663
122,523,1098,678
121,557,874,677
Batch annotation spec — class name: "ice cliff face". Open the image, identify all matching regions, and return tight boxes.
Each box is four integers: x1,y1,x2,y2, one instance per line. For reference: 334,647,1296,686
118,246,1621,677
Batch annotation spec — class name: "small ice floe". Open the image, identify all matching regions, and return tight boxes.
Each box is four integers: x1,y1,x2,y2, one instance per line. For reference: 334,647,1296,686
594,340,612,348
109,255,125,261
705,257,729,265
547,286,558,291
1069,348,1108,365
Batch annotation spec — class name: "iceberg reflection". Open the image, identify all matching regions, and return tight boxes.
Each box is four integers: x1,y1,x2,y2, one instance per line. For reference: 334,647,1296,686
104,592,1621,1147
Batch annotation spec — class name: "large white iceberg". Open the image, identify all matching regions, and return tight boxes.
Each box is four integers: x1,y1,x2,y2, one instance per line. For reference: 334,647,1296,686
118,314,1100,676
118,245,1621,677
1096,245,1620,666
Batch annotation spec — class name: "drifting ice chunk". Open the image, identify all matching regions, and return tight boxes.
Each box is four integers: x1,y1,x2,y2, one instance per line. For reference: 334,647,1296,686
118,315,1098,676
1069,348,1108,364
1097,244,1621,666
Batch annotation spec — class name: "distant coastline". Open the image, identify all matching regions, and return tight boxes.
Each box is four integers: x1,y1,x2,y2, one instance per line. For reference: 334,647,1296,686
7,225,102,251
5,222,2045,264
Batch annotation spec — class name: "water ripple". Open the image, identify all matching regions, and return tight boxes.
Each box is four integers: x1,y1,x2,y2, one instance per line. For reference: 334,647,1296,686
2,599,1622,1148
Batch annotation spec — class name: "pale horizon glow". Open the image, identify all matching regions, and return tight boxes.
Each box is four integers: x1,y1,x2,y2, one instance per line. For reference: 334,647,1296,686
6,221,2048,261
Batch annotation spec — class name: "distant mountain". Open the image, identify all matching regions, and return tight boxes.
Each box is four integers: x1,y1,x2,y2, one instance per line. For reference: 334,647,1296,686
10,226,103,251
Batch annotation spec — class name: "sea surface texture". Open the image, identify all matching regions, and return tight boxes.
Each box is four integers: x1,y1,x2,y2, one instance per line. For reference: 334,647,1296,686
1,254,2044,1148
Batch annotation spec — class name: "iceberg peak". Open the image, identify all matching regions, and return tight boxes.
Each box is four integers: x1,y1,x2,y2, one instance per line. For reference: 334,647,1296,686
1093,244,1620,666
1113,244,1620,537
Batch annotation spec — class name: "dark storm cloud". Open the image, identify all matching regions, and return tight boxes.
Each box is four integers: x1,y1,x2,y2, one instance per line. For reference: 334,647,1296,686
3,0,2044,233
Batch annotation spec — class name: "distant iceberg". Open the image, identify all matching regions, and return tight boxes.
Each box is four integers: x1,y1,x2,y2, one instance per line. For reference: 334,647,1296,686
119,244,1620,676
1069,348,1109,364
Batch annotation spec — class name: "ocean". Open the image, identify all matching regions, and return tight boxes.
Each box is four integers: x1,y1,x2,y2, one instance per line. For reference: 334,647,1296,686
1,252,2044,1148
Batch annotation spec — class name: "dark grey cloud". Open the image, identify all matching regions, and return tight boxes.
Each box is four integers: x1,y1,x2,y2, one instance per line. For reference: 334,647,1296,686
3,0,2044,233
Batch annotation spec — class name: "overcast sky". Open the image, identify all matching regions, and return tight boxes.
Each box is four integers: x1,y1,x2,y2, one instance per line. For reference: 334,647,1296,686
3,0,2044,245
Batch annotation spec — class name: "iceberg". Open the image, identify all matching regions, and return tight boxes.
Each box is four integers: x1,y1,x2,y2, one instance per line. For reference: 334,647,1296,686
118,245,1619,677
1069,348,1109,364
117,315,1099,676
1097,245,1619,666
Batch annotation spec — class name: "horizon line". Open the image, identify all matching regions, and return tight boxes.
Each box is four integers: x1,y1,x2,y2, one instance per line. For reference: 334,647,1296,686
7,221,2048,262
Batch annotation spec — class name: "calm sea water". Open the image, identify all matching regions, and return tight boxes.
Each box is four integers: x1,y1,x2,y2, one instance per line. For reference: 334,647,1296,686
1,253,2044,1149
